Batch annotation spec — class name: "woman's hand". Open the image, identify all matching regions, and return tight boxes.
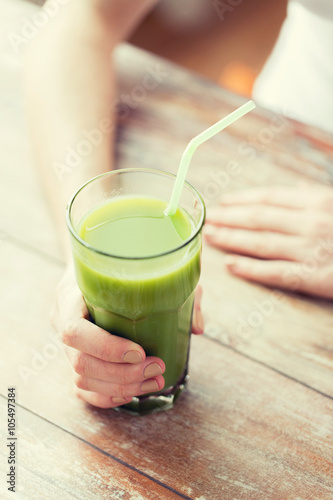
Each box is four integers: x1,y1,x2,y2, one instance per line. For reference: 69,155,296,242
192,285,204,335
51,264,204,409
51,264,166,409
204,185,333,299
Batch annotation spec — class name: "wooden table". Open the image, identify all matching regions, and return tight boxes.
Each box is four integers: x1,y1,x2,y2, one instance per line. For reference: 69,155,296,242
1,1,333,499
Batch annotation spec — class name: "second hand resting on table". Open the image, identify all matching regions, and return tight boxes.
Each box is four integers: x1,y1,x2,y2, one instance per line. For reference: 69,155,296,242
26,0,333,411
205,184,333,299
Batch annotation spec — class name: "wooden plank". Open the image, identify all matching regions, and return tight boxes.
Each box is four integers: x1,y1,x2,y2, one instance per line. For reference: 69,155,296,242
200,243,333,398
2,158,333,404
0,397,185,500
0,0,62,261
1,8,333,399
113,44,333,188
1,2,333,498
1,1,333,261
0,242,333,499
111,49,333,398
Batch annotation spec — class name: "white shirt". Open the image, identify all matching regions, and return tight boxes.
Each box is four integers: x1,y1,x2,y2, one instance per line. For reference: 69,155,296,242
253,0,333,134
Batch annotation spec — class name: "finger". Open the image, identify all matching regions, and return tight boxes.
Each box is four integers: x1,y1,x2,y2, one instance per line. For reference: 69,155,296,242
224,254,325,296
206,205,307,236
51,279,89,332
192,286,204,334
204,226,305,261
220,187,312,209
62,318,146,364
192,308,204,335
76,388,133,409
71,351,165,384
74,373,165,399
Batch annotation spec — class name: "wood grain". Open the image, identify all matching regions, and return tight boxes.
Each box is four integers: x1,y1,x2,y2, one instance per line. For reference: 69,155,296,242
0,241,333,499
0,397,187,500
1,1,333,499
0,0,62,261
1,33,332,398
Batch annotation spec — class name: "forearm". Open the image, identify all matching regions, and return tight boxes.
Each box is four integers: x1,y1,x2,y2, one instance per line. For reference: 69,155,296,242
25,0,156,261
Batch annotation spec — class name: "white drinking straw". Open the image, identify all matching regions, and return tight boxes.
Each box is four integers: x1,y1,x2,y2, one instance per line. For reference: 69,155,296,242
165,100,256,216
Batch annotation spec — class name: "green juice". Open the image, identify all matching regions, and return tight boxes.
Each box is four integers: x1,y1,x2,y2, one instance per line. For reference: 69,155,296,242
72,196,201,412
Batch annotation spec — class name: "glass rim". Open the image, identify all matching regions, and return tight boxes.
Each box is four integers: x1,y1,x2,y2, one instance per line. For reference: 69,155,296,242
66,168,206,261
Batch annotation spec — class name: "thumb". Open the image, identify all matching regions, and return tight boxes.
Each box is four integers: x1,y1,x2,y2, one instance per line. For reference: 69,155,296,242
192,285,204,335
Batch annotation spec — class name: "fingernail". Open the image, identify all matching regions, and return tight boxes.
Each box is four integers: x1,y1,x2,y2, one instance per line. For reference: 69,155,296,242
225,255,236,265
141,379,159,393
197,310,204,333
193,308,204,334
225,255,237,271
112,397,128,404
123,350,143,364
144,363,163,378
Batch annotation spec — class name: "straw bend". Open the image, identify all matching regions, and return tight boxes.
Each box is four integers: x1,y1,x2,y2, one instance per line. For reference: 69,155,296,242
166,100,256,216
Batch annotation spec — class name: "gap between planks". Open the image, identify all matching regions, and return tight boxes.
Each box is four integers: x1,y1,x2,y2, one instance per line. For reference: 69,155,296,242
207,337,333,403
0,231,65,268
3,234,333,403
0,393,194,500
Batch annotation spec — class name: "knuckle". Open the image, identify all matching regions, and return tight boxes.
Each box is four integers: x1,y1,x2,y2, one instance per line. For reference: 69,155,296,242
254,238,271,257
311,215,332,238
260,188,274,204
114,371,126,386
115,364,135,385
99,334,127,363
74,389,83,400
306,213,333,240
98,334,118,361
121,370,132,386
318,192,333,211
248,207,262,227
74,375,86,390
117,384,130,399
72,352,86,375
61,320,79,346
267,267,281,282
100,343,112,362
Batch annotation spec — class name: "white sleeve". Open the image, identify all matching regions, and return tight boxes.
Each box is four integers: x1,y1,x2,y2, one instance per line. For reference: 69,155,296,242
253,1,333,134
